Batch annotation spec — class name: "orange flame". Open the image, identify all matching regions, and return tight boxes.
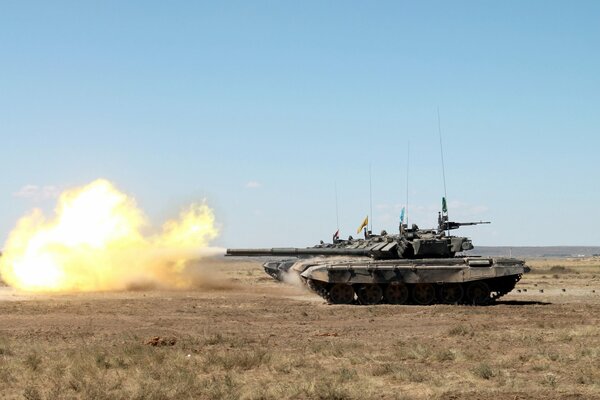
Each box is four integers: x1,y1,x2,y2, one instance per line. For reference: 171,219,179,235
0,179,220,292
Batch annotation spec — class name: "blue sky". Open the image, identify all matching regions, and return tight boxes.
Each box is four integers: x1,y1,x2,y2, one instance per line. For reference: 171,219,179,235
1,1,599,247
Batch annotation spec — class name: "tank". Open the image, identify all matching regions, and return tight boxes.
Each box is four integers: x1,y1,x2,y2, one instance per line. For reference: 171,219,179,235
226,209,529,305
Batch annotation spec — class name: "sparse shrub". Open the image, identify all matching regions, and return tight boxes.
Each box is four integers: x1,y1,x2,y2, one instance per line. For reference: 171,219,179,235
274,362,293,374
23,386,41,400
235,349,271,370
371,362,397,376
203,333,257,349
532,363,549,372
95,352,111,369
309,341,328,354
337,367,357,382
24,352,42,372
472,363,494,380
0,365,13,384
518,353,531,362
401,369,428,383
202,373,240,400
152,349,167,365
550,266,569,273
122,342,146,359
205,348,271,371
537,320,555,329
448,325,470,336
68,370,82,393
408,344,432,361
462,349,482,362
543,373,557,388
559,332,573,342
46,376,65,400
327,341,345,358
522,333,544,346
574,368,598,385
205,332,226,345
0,341,13,356
134,379,168,400
114,356,128,369
274,354,309,374
435,349,456,362
311,379,353,400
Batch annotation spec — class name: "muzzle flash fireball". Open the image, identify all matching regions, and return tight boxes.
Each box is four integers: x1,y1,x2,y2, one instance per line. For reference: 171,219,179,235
0,179,219,292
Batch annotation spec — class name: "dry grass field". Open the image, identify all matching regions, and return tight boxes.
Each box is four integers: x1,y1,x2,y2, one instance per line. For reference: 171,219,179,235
1,257,600,399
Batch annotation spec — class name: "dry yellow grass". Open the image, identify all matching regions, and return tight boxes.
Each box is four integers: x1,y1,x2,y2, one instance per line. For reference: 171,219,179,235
0,258,600,399
527,256,600,271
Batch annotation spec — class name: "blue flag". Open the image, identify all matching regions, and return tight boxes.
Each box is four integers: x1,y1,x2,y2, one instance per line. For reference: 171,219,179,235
399,207,405,224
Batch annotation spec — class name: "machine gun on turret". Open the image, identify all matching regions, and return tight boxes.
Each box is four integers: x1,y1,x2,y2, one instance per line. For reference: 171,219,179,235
437,212,490,232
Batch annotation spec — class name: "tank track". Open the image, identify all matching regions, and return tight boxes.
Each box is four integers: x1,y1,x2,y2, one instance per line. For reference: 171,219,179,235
307,279,332,302
489,274,521,301
263,267,281,281
305,274,522,306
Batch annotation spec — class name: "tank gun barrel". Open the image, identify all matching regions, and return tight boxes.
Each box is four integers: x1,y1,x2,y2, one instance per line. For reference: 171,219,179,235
226,248,372,257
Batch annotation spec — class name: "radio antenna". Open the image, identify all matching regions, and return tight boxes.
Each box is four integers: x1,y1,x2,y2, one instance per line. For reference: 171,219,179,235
334,181,340,231
406,140,410,226
437,107,450,235
438,107,448,203
369,163,373,232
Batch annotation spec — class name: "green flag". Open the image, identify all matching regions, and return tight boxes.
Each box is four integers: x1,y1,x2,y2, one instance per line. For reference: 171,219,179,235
442,197,448,213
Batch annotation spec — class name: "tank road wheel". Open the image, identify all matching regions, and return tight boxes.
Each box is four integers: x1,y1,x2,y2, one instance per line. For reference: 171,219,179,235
356,284,383,305
439,284,464,304
328,284,355,305
384,283,410,305
466,282,491,305
412,283,436,305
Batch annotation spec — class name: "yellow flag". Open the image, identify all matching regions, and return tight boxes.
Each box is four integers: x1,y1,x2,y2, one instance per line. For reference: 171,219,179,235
357,216,369,234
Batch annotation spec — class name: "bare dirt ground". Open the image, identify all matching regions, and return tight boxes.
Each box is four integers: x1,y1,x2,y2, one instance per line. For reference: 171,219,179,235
1,257,600,399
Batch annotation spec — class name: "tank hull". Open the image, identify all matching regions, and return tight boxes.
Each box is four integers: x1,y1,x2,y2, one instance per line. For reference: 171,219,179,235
267,257,528,305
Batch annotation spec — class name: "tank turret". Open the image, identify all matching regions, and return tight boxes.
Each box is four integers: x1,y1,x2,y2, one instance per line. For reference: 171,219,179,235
227,215,489,261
